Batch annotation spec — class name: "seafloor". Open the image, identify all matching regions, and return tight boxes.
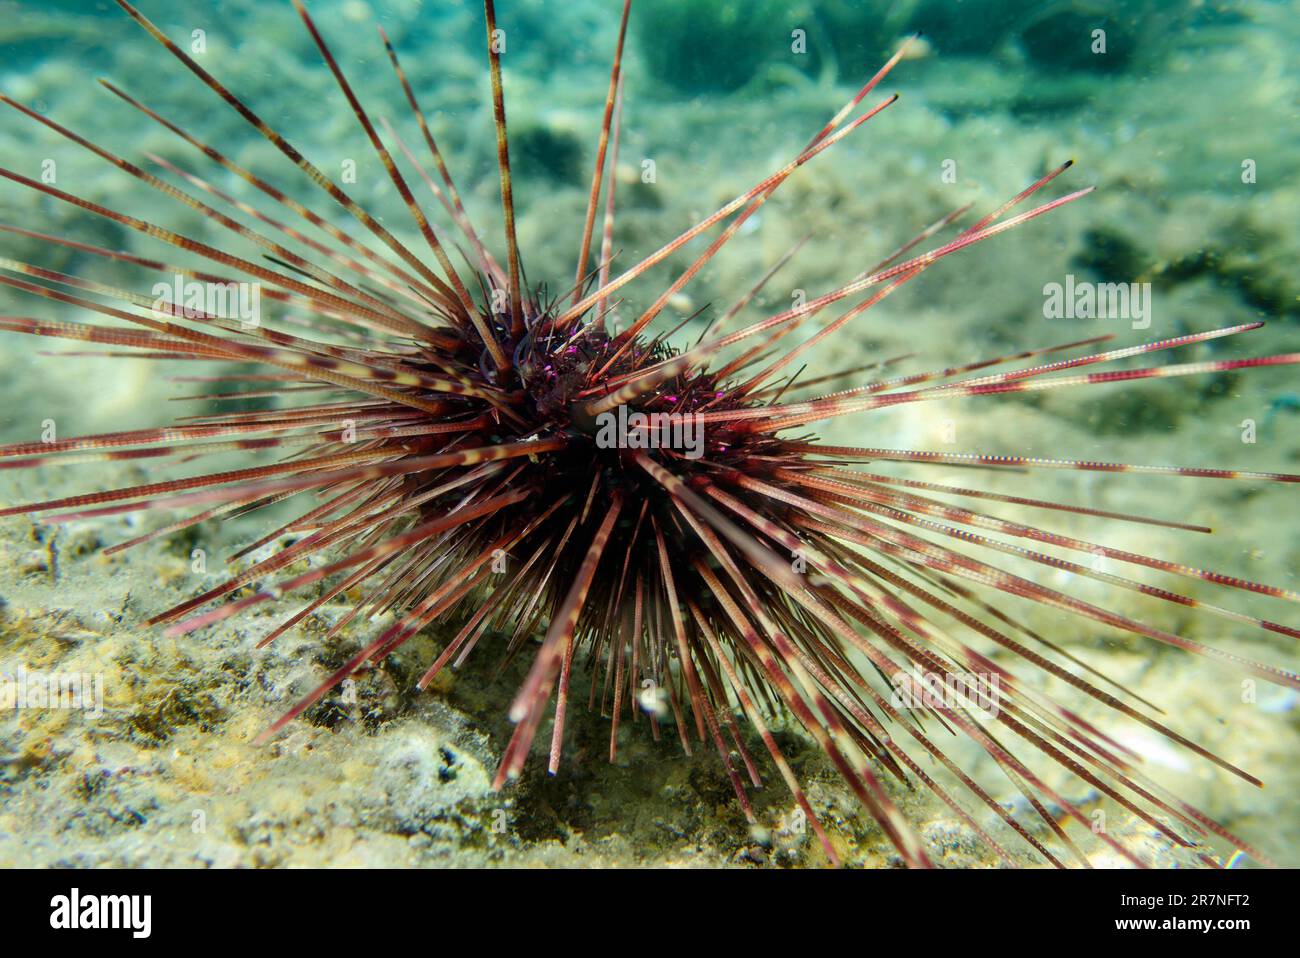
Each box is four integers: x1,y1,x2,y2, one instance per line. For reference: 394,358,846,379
0,0,1297,867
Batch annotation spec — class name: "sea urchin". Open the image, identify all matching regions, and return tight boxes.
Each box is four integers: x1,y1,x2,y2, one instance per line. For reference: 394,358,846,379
1,0,1298,868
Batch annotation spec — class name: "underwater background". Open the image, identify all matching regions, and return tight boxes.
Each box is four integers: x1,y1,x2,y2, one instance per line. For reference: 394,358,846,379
0,0,1297,867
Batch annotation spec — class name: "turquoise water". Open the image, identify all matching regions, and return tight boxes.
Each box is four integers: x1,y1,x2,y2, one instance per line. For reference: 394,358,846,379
0,0,1297,867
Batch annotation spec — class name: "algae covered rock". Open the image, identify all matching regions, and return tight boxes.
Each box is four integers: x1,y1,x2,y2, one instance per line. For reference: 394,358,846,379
634,0,811,93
